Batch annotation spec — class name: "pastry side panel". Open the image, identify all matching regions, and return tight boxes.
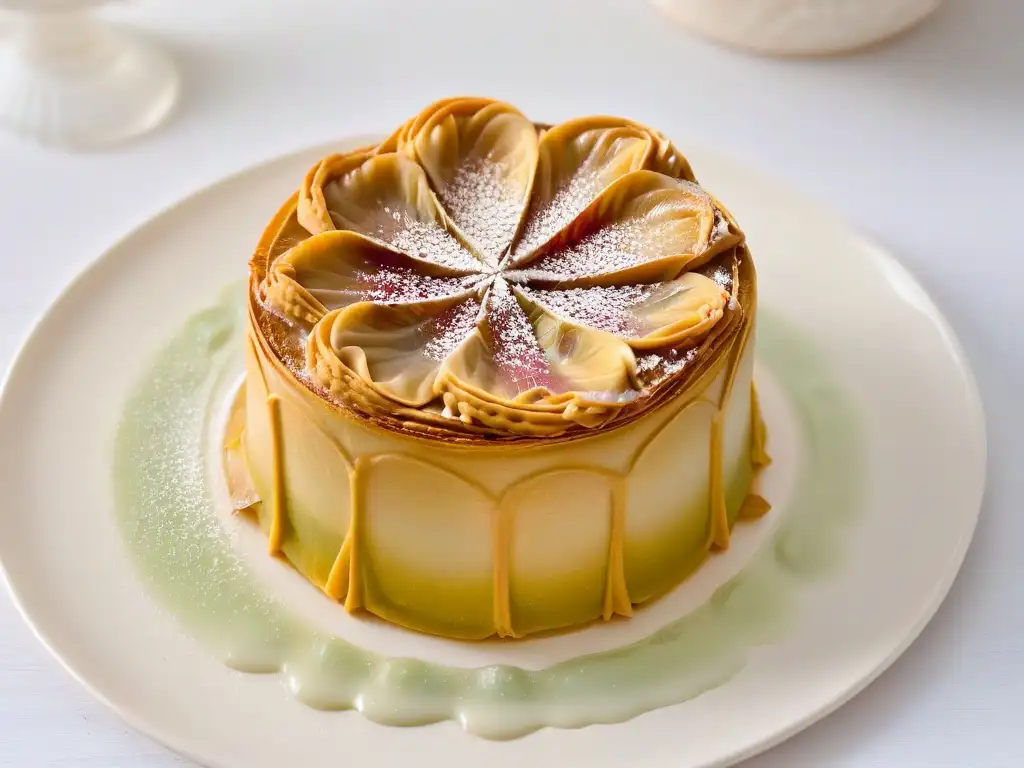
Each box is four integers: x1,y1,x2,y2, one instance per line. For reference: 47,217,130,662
241,317,759,639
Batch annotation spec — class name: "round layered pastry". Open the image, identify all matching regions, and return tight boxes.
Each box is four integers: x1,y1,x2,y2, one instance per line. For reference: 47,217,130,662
227,97,771,640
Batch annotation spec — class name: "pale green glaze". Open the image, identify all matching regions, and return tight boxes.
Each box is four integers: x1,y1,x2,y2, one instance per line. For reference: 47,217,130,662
113,287,863,739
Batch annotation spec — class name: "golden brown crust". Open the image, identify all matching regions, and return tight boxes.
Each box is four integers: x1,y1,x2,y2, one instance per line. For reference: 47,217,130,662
247,252,753,448
247,102,756,446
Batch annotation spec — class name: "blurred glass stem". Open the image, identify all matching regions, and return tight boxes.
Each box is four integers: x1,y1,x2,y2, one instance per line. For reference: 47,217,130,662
0,1,179,149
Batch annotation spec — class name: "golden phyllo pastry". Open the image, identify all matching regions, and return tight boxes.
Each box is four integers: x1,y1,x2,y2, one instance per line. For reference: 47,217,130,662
234,97,769,639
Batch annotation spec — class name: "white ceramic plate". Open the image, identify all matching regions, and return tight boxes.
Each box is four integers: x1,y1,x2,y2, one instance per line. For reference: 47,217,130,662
0,143,985,767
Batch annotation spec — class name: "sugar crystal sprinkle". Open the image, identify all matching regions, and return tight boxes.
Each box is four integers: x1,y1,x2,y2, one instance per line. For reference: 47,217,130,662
712,268,732,289
306,264,469,307
522,284,653,337
364,266,469,304
381,211,480,271
440,158,524,267
422,298,481,362
513,168,603,258
636,346,697,383
523,217,678,279
486,277,563,394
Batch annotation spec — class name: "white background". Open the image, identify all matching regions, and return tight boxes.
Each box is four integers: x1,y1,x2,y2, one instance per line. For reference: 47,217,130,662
0,0,1020,765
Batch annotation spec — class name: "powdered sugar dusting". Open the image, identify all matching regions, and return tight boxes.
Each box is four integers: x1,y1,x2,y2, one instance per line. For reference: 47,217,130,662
486,277,563,394
514,168,603,257
364,267,468,303
522,284,654,337
422,298,481,362
635,346,697,385
307,263,468,308
439,157,525,267
377,208,480,271
523,217,683,279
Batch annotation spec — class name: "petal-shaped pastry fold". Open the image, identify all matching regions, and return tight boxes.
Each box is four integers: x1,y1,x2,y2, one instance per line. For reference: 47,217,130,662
299,151,481,272
263,230,474,328
510,171,737,286
405,98,538,266
435,278,638,434
647,128,697,182
298,147,375,235
256,99,755,440
510,118,655,260
376,114,419,155
522,272,729,351
310,293,482,408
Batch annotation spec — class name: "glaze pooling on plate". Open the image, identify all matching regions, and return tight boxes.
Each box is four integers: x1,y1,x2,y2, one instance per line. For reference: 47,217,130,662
241,98,769,639
113,287,863,739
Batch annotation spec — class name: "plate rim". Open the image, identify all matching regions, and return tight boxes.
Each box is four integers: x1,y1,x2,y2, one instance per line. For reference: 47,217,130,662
0,141,988,768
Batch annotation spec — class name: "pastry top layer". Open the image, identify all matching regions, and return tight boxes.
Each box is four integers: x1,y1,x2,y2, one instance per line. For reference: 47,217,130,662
250,97,755,441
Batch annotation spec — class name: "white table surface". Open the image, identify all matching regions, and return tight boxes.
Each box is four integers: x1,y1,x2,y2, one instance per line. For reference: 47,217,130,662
1,0,1021,765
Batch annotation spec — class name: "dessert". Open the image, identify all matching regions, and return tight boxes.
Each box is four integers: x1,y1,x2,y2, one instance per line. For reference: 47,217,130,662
227,97,770,640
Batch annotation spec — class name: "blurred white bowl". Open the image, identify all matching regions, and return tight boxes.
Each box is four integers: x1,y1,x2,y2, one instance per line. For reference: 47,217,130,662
650,0,941,57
